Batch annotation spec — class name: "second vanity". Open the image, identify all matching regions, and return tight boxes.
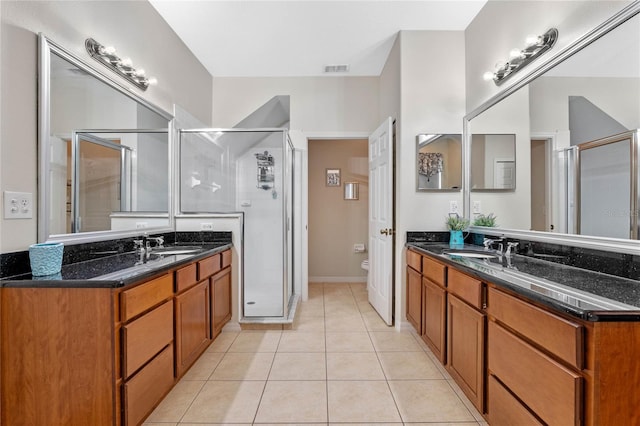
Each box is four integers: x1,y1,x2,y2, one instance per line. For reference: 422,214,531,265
406,240,640,426
0,237,233,426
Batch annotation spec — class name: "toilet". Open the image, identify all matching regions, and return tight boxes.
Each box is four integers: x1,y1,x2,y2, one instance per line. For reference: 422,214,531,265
361,259,369,271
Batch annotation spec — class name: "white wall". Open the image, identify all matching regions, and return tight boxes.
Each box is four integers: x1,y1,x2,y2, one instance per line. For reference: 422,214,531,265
393,31,467,329
212,76,379,133
465,0,632,113
1,0,213,253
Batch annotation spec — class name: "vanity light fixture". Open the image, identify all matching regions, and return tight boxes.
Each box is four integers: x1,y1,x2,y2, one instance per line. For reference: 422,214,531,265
483,28,558,86
85,38,156,91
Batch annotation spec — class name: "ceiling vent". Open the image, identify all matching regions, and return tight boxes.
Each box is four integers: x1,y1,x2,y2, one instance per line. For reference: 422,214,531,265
324,64,350,73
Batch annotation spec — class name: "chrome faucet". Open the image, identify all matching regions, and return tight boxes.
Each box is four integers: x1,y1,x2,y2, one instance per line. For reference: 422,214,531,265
483,237,504,255
504,242,519,269
133,235,165,264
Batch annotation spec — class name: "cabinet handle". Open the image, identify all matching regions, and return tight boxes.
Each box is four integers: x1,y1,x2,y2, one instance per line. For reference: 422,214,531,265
481,285,488,310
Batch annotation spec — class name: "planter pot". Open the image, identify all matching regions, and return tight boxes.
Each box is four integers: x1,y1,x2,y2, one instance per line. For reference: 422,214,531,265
29,242,64,276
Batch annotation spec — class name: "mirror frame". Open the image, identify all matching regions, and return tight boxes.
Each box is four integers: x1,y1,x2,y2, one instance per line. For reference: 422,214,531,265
463,2,640,253
38,34,175,244
415,133,463,192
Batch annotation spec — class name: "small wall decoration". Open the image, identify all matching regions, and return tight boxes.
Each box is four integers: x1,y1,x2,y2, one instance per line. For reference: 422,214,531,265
326,168,341,186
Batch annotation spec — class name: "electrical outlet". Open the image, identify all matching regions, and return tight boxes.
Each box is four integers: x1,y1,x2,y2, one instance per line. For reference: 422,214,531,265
449,200,459,214
4,191,33,219
472,200,482,214
201,222,214,231
135,222,148,229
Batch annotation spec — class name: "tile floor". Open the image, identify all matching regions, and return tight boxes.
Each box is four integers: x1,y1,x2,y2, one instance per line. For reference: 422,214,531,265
144,282,488,425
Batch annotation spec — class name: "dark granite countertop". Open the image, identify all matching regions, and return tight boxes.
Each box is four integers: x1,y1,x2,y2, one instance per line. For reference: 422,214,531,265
407,242,640,322
1,242,232,289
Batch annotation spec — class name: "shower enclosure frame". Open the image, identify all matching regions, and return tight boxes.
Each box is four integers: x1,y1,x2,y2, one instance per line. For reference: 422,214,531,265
567,130,640,239
177,127,295,322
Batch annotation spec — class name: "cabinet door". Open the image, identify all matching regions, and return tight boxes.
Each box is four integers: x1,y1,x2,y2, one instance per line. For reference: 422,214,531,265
422,278,446,363
447,294,485,412
212,267,232,336
406,266,422,333
175,280,211,377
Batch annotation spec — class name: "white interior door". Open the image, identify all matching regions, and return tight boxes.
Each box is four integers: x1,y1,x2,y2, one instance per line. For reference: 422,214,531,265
493,159,515,188
368,118,394,325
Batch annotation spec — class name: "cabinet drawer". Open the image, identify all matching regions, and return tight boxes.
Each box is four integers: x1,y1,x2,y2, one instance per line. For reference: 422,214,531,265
175,263,198,293
487,375,543,426
488,321,581,426
123,300,174,379
121,274,173,322
448,269,482,309
487,286,583,369
407,249,422,272
222,249,232,269
422,256,446,287
198,254,221,280
123,343,174,426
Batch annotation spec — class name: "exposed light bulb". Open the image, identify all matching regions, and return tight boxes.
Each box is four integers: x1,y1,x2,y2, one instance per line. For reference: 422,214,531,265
121,57,132,67
103,46,116,55
525,35,540,46
134,68,146,77
483,71,495,81
509,49,523,59
147,77,158,86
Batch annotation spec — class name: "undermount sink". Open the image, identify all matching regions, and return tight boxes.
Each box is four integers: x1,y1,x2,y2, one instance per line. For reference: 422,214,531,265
442,248,499,259
150,246,203,255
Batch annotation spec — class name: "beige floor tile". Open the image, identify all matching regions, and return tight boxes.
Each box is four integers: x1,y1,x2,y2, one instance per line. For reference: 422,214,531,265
254,381,328,423
181,352,225,380
326,352,385,380
210,352,275,380
206,331,238,352
361,310,394,331
227,331,281,352
447,379,485,422
278,331,326,352
181,380,265,423
324,314,366,332
349,282,367,292
255,424,327,426
145,380,205,422
143,423,177,426
269,352,326,380
292,315,325,331
328,380,401,423
325,332,374,352
179,424,249,426
378,351,444,380
404,423,479,426
388,380,476,423
352,290,369,303
297,300,325,317
369,331,423,352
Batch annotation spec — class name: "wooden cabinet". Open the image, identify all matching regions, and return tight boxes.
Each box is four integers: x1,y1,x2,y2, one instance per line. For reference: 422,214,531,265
421,277,446,363
487,375,543,426
406,263,422,333
212,266,232,336
175,280,211,377
447,293,485,412
1,247,233,426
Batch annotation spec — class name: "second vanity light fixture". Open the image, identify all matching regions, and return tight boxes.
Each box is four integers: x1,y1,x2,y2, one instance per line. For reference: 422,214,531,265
85,38,157,91
484,28,558,86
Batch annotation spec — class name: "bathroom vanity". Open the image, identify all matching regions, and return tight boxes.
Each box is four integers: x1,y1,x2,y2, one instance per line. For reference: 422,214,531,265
406,242,640,426
0,242,232,426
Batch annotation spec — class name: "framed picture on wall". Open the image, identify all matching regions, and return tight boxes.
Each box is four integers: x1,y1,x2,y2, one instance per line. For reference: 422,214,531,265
326,168,341,187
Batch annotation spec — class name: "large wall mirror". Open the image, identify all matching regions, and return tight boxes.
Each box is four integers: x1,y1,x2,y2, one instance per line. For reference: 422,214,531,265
416,134,462,191
465,3,640,248
39,34,173,243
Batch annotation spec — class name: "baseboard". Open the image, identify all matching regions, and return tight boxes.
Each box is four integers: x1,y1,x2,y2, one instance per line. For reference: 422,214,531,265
309,276,367,283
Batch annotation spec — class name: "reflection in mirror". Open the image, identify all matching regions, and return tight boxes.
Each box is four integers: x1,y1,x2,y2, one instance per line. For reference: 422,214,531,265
470,134,516,190
416,134,462,191
40,35,173,242
467,7,640,243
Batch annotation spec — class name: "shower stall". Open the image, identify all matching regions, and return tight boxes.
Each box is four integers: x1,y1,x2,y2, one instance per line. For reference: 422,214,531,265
179,127,295,320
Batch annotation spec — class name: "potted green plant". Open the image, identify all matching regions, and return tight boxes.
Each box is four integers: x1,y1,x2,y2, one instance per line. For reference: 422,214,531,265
472,213,497,245
446,214,469,248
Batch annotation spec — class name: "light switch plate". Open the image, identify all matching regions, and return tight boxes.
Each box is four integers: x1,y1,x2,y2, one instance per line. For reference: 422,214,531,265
4,191,33,219
449,200,459,214
472,200,482,214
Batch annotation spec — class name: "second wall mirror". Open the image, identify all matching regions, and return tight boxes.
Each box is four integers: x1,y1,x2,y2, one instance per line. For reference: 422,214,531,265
416,134,462,191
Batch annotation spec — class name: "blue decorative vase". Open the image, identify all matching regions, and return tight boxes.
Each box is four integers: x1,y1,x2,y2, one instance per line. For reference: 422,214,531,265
449,230,464,248
29,242,64,276
472,233,485,246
